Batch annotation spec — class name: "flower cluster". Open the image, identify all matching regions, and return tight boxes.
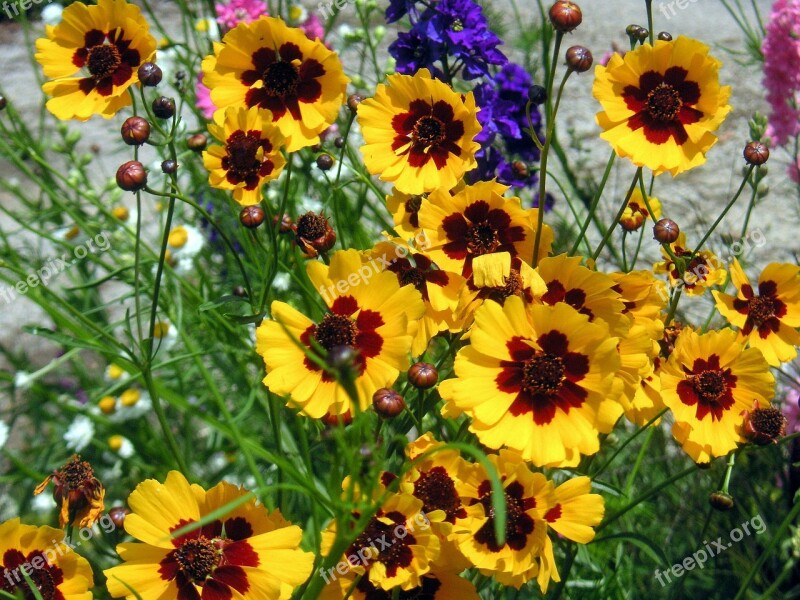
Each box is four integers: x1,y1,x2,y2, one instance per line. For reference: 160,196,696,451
762,0,800,148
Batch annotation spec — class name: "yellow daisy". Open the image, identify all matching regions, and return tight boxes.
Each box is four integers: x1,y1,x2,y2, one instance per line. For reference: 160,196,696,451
35,0,157,120
653,233,727,296
619,189,662,232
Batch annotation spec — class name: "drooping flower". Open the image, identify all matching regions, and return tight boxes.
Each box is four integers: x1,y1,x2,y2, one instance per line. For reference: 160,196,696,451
619,189,662,231
203,106,286,205
762,0,800,147
713,260,800,366
358,69,482,195
202,16,349,151
256,250,425,417
104,471,313,600
593,36,732,176
34,455,105,529
661,328,775,463
34,0,157,120
0,518,94,600
439,297,621,467
419,180,551,278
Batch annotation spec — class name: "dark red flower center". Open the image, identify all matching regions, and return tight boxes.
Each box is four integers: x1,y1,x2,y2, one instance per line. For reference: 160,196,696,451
391,99,464,170
412,116,446,148
225,131,262,178
676,355,737,421
1,550,63,600
262,61,300,97
346,511,416,577
413,466,467,523
473,480,535,552
174,538,218,583
399,267,427,290
522,354,566,395
690,370,726,403
646,82,683,122
747,295,777,327
315,313,358,350
295,212,327,240
87,44,122,79
466,222,500,255
357,574,442,599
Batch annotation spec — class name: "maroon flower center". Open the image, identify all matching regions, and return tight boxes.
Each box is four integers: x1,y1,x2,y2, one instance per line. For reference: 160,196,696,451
174,537,218,583
691,370,726,403
646,82,682,122
398,266,426,290
87,44,121,79
1,564,57,600
262,61,299,97
225,131,263,179
466,222,500,255
747,295,777,327
405,196,422,213
346,512,416,577
411,116,446,148
522,354,565,395
315,313,358,350
413,466,466,523
295,212,327,240
474,481,535,552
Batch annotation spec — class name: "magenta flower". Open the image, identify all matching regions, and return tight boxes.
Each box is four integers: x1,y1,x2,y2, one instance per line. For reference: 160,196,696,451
215,0,268,30
195,73,216,120
762,0,800,147
301,13,325,41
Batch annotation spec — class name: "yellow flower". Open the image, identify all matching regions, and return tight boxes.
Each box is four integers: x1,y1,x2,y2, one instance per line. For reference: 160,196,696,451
358,69,481,195
256,250,424,417
713,260,800,366
619,189,662,231
204,106,286,205
660,329,774,463
202,17,349,152
319,571,479,600
35,0,157,120
653,233,727,296
104,471,313,600
0,518,94,600
593,36,731,176
385,188,424,240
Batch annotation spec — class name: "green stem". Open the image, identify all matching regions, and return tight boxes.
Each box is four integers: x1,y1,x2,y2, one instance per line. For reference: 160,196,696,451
592,168,643,261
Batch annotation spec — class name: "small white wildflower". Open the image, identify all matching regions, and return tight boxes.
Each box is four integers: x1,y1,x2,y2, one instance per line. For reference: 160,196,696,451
272,272,291,292
13,371,34,390
31,492,56,513
0,421,8,449
63,415,94,451
41,3,63,26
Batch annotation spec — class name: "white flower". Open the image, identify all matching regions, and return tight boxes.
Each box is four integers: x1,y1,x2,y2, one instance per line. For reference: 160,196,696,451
104,363,130,384
0,421,8,449
195,17,220,42
13,371,34,390
63,415,94,451
109,435,135,459
288,4,308,23
272,272,291,292
152,319,178,353
108,388,152,423
31,492,56,513
41,3,64,26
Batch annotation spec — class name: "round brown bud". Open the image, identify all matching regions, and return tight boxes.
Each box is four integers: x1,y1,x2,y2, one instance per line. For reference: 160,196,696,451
294,212,336,257
152,96,175,119
0,95,6,111
742,404,787,445
709,491,735,511
373,388,405,418
120,116,151,146
187,133,208,152
310,143,323,153
273,214,293,233
321,410,353,427
137,62,163,87
316,154,335,171
108,506,130,529
232,286,248,298
240,205,266,229
743,141,769,166
408,362,438,389
549,1,582,32
334,136,345,149
565,45,593,73
653,218,680,244
657,31,673,41
116,161,148,192
528,85,547,105
347,94,364,113
161,159,178,174
511,160,528,178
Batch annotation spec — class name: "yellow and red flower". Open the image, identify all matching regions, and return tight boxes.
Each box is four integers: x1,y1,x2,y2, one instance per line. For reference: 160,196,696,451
204,106,286,205
713,260,800,366
202,17,349,151
0,518,94,600
319,570,479,600
593,36,731,176
660,328,775,463
35,0,157,120
104,471,313,600
439,297,621,467
34,455,105,529
358,69,481,195
256,250,424,417
619,189,662,231
654,233,727,296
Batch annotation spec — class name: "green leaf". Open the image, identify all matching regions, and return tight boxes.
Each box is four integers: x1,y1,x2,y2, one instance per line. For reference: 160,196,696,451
592,531,669,565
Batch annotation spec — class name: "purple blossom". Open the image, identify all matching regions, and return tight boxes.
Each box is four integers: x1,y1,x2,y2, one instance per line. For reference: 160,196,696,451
762,0,800,147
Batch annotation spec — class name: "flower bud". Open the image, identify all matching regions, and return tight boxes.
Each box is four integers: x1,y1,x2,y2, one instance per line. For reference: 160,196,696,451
565,45,593,73
274,214,293,233
334,136,345,149
316,153,335,171
709,491,735,511
321,410,353,427
528,84,547,105
0,95,7,111
240,205,266,229
743,141,769,166
626,24,648,42
408,362,438,389
233,286,247,297
152,96,175,119
347,94,364,113
511,160,529,178
161,160,178,174
187,133,208,152
137,62,163,87
657,31,673,41
549,1,582,32
294,211,336,257
120,116,151,146
742,404,787,445
116,161,148,192
373,388,405,418
108,506,130,529
653,218,679,244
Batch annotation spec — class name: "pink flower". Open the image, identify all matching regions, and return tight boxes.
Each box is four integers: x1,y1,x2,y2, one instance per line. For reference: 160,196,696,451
785,388,800,434
762,0,800,147
301,13,325,41
195,73,216,120
215,0,268,31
